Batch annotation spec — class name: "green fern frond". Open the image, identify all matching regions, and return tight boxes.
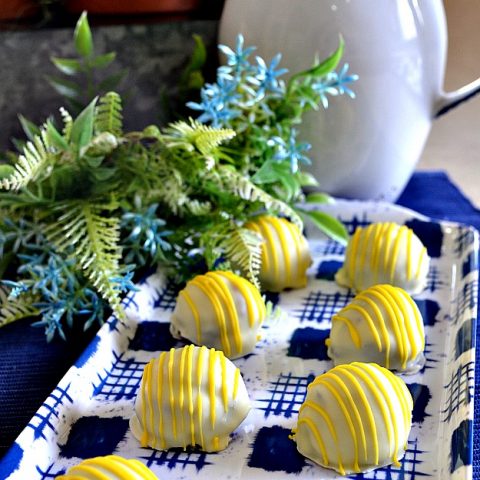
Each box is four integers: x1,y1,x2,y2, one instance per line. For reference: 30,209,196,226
216,166,303,228
45,201,124,319
163,118,235,156
221,227,262,289
59,107,73,141
0,128,52,191
0,287,40,327
95,91,123,136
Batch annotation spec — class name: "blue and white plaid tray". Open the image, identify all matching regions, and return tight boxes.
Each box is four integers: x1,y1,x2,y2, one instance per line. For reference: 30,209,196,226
0,200,478,480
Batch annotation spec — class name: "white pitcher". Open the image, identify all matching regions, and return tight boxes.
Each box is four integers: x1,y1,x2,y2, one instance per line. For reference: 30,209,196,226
219,0,480,201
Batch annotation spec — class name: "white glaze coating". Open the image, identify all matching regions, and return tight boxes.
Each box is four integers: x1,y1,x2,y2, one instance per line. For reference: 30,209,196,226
130,345,251,452
335,222,430,294
327,285,425,373
294,362,413,475
170,271,266,359
55,455,158,479
245,215,312,292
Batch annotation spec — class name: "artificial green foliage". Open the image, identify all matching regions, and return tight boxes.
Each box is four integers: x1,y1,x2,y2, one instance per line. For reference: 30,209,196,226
0,93,306,339
0,30,357,341
49,12,124,114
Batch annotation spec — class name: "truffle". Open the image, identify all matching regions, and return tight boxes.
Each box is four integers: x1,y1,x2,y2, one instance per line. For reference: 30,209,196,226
55,455,158,479
130,345,251,452
245,215,312,291
170,271,266,359
294,362,413,475
335,222,430,294
327,284,425,373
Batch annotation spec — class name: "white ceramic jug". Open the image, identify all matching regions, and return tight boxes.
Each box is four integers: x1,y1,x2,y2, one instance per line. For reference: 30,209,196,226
219,0,480,201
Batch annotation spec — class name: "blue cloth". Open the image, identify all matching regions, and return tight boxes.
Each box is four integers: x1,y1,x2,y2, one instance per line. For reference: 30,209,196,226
0,170,478,477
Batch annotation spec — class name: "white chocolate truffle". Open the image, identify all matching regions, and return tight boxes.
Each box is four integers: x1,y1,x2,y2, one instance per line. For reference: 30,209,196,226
170,271,266,359
294,362,413,475
245,215,312,292
55,455,158,480
335,222,430,294
130,345,251,452
327,285,425,373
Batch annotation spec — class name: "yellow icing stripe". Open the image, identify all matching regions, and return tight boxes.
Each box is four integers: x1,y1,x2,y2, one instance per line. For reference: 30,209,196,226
197,346,206,449
284,219,303,278
371,223,388,284
147,357,156,449
406,228,413,281
312,377,360,472
157,352,167,449
180,290,202,344
358,224,374,290
374,365,410,434
179,345,188,449
329,372,368,463
109,457,157,479
398,288,425,350
168,348,177,439
233,367,240,400
384,285,419,360
217,272,256,327
415,246,427,280
348,227,362,286
298,417,329,466
300,400,345,475
378,286,408,369
382,223,396,271
368,288,405,368
192,277,231,357
332,314,362,348
247,221,270,272
219,350,229,412
347,364,394,454
357,292,391,369
140,361,151,447
354,363,399,464
257,217,279,278
186,345,195,446
336,366,379,465
389,226,406,282
343,304,382,351
269,216,292,284
208,347,216,429
69,465,111,480
207,272,243,355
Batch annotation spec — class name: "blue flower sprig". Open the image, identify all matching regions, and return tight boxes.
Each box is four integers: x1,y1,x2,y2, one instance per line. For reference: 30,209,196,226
188,35,358,201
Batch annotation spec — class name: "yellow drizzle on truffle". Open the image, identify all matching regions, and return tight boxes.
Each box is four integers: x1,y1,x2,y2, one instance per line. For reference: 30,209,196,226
130,345,251,452
336,222,430,294
295,363,413,475
172,271,266,359
329,285,425,371
55,455,158,480
245,215,312,292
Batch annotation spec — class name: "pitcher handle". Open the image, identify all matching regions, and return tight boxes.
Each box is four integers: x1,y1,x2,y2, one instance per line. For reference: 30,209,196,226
435,77,480,117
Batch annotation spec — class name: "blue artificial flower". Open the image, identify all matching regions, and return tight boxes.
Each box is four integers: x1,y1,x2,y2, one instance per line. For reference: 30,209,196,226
121,200,172,267
249,54,288,100
187,77,241,127
218,34,256,78
268,130,311,173
313,63,359,108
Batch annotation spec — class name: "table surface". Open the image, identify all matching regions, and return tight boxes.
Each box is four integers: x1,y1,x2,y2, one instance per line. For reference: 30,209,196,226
0,170,479,478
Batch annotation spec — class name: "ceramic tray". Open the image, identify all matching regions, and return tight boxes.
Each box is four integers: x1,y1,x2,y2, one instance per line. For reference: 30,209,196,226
0,200,478,480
